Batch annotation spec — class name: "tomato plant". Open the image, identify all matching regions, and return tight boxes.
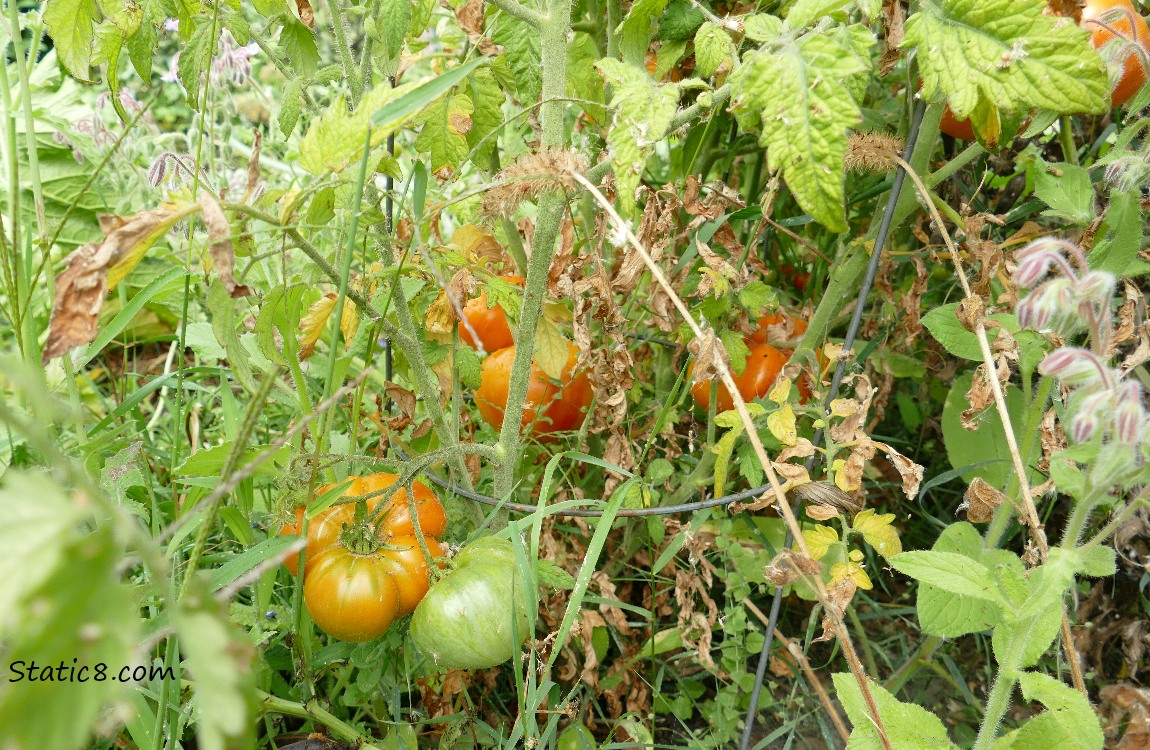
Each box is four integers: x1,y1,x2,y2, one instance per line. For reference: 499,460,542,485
409,537,533,670
474,343,593,436
459,275,524,352
690,342,790,413
1082,0,1150,105
280,473,446,576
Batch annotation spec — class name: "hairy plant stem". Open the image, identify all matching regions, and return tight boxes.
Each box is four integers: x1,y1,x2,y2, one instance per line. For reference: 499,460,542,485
1059,115,1080,166
327,0,362,105
493,0,573,499
258,691,384,749
6,0,45,239
973,641,1024,750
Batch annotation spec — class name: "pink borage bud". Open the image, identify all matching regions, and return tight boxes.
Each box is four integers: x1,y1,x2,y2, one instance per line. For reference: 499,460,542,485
1074,270,1117,305
1070,409,1101,444
1114,382,1148,446
1038,348,1111,388
1070,389,1115,443
1014,238,1080,287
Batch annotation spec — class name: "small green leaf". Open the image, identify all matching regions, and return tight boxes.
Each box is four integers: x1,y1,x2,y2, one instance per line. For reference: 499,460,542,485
693,22,731,78
279,16,319,76
1034,161,1095,225
537,559,576,590
178,17,217,107
620,0,669,66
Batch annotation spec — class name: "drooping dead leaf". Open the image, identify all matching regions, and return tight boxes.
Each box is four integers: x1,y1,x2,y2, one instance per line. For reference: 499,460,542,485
873,440,925,501
246,129,262,195
795,480,864,516
1101,684,1150,749
815,578,857,643
43,200,201,363
296,0,314,27
955,295,985,332
962,363,996,428
687,331,729,384
764,549,822,587
425,290,456,337
199,194,253,299
959,477,1007,523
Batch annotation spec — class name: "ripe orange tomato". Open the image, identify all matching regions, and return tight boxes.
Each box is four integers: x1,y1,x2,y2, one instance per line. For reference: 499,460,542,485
475,343,593,436
940,105,977,141
459,275,524,352
689,342,790,413
280,473,447,577
302,545,401,642
1082,0,1150,106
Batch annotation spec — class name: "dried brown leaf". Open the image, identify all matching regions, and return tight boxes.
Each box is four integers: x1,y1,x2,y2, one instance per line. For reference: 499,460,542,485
960,476,1007,523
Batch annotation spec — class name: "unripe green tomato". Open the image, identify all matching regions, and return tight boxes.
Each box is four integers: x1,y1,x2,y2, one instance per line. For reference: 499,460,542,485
557,724,596,750
410,537,534,669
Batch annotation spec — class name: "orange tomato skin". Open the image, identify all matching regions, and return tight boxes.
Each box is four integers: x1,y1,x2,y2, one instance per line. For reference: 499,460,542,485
690,342,790,413
475,343,593,436
1082,0,1150,106
940,105,977,141
382,536,446,615
280,473,446,576
303,546,401,642
459,275,524,352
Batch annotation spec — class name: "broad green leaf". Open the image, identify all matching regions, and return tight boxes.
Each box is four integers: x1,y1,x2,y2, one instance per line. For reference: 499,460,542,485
44,0,100,80
921,303,1019,361
1034,161,1095,225
1078,545,1116,578
175,592,255,750
693,22,731,78
890,550,1004,604
940,371,1035,488
568,32,608,124
744,14,784,43
279,76,306,136
904,0,1108,120
596,59,681,215
620,0,669,66
719,328,749,374
1091,189,1150,276
415,93,474,173
832,674,960,749
786,0,854,31
914,522,1017,637
99,443,149,519
210,536,302,592
0,472,138,750
176,442,290,478
659,0,705,41
279,16,319,76
372,0,410,59
804,524,838,560
997,672,1105,750
300,85,408,174
730,25,874,231
465,69,505,163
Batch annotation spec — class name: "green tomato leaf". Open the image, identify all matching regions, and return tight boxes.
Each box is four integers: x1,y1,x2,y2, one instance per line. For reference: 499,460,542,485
694,22,732,78
1034,160,1096,225
177,16,217,108
904,0,1109,119
44,0,100,80
414,92,475,174
279,16,320,76
596,59,681,215
620,0,669,66
490,7,542,104
730,25,874,231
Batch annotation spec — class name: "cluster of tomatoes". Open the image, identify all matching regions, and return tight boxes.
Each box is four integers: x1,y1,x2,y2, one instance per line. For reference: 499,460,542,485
940,0,1150,140
280,473,447,642
280,474,535,668
463,276,594,437
688,312,813,412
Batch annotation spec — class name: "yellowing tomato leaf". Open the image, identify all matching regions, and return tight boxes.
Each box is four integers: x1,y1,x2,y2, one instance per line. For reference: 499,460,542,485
730,25,873,231
767,403,797,446
904,0,1108,120
852,508,902,559
830,561,872,590
534,314,570,380
803,524,838,560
